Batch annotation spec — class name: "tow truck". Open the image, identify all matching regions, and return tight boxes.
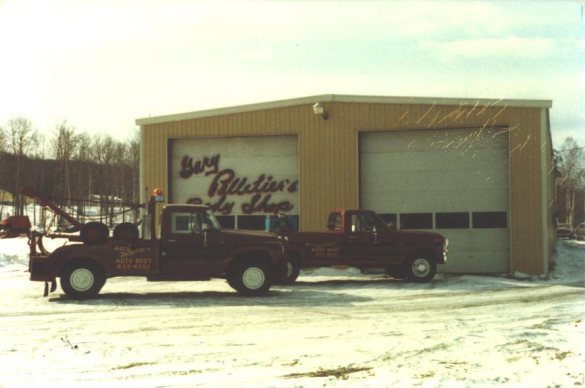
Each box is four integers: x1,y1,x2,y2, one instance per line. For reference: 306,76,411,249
24,188,286,299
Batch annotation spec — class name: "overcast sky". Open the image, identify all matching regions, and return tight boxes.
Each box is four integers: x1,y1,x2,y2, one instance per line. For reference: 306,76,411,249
0,0,583,148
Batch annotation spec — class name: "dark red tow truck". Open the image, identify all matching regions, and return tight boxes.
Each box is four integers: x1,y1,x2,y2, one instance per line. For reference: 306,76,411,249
280,209,448,284
25,188,286,299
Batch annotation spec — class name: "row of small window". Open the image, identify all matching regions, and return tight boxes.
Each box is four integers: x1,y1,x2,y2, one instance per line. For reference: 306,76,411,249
216,215,300,231
379,211,508,230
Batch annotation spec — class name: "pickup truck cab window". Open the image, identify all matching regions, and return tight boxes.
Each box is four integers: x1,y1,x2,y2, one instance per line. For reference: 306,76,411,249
171,210,221,234
350,212,389,233
172,212,200,233
327,213,343,231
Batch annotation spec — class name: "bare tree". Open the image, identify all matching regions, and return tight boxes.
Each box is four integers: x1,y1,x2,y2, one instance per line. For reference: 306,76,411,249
91,134,118,223
556,137,585,226
126,130,140,206
50,122,78,206
72,132,92,220
0,125,7,152
6,117,37,215
0,125,7,218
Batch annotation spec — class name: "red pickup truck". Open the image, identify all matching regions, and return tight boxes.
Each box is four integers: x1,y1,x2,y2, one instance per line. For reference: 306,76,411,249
281,209,448,284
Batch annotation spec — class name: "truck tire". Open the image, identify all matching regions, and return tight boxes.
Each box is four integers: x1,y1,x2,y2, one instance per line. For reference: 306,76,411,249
404,254,437,283
277,256,301,285
227,261,272,296
60,260,106,300
80,222,109,245
113,222,139,240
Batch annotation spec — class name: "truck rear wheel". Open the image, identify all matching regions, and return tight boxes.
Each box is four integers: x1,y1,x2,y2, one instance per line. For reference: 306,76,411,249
228,261,272,296
404,254,436,283
61,260,106,300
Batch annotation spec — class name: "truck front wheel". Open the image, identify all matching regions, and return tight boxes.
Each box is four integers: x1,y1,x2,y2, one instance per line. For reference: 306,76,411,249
61,260,106,300
404,255,436,283
228,261,272,296
277,256,301,285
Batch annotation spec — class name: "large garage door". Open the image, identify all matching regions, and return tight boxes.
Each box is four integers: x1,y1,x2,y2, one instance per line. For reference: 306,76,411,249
169,135,299,230
360,127,509,274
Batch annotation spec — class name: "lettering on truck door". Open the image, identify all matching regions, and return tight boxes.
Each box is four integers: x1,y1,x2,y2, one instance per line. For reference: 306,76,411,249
113,244,154,275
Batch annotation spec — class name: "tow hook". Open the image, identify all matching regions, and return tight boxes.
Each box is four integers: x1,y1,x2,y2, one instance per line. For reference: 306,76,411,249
43,280,57,297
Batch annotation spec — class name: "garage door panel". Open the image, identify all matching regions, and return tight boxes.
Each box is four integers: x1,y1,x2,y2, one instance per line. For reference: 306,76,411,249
211,137,299,157
361,170,508,195
367,189,508,213
438,230,509,273
361,150,508,175
363,128,507,153
218,155,298,176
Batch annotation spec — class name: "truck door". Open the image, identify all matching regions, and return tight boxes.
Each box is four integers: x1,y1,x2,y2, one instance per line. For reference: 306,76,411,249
159,211,224,279
341,213,387,266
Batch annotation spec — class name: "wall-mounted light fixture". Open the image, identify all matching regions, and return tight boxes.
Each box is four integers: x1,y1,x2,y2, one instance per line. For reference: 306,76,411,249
312,102,329,120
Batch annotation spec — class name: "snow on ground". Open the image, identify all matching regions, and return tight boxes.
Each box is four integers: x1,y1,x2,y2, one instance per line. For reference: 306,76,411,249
0,237,583,387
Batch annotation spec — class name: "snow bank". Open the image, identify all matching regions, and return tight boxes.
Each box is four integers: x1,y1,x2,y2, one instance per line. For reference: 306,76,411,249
0,237,29,268
0,236,72,269
551,239,585,283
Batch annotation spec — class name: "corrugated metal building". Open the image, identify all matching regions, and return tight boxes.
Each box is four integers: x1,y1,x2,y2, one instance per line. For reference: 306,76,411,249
136,94,554,276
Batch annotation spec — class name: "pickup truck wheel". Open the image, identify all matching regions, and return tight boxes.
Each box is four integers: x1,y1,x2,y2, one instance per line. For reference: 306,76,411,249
61,261,106,300
277,257,300,285
228,261,272,296
405,255,436,283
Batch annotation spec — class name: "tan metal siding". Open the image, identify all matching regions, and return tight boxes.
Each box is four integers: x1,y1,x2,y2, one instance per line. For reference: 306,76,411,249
141,99,550,275
504,109,540,274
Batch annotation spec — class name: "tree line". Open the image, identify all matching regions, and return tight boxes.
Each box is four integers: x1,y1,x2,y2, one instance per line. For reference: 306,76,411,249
0,117,139,226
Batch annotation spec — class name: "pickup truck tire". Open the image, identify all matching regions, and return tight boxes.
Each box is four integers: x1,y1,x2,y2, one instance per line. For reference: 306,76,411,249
277,256,301,285
60,260,106,300
228,261,272,296
404,254,436,283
